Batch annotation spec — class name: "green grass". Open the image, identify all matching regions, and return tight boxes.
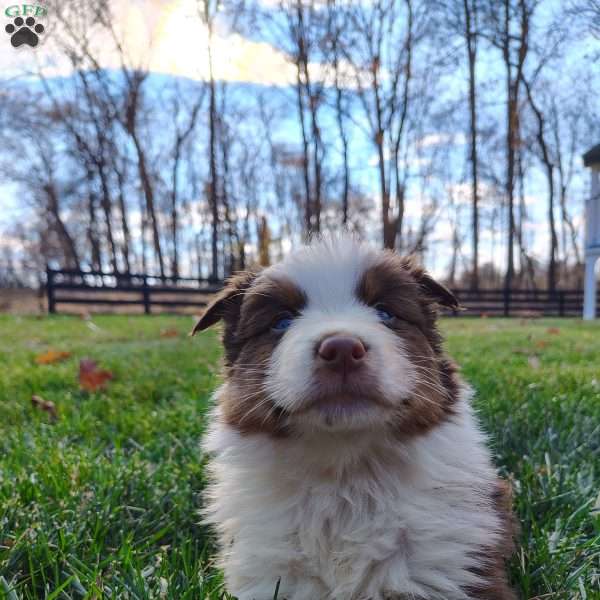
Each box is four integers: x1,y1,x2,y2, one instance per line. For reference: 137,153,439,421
0,315,599,599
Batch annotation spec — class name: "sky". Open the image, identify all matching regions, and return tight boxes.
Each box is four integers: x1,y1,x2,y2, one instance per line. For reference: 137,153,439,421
0,0,597,279
0,0,307,262
1,0,312,85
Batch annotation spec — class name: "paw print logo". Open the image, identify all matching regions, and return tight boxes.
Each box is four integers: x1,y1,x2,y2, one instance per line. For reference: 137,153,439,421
5,16,45,48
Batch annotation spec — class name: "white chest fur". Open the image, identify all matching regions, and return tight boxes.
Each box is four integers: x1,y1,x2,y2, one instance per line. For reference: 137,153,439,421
202,388,502,600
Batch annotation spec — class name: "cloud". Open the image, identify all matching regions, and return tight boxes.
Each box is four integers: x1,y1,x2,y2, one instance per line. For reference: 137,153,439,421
0,0,354,88
415,133,467,149
443,182,543,207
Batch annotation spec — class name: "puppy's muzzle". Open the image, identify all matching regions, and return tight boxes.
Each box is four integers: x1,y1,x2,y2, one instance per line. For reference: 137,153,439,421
317,335,367,375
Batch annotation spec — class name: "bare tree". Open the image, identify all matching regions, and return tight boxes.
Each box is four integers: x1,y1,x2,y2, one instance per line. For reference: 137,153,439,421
463,0,481,289
325,3,351,225
570,0,600,38
46,0,167,276
550,99,582,268
482,0,536,291
38,70,121,272
340,0,424,249
169,87,205,277
197,0,223,279
522,77,558,291
438,0,482,287
1,0,595,293
0,95,81,270
285,0,326,235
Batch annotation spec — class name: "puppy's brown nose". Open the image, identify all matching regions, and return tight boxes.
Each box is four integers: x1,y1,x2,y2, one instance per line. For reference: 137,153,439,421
318,335,366,373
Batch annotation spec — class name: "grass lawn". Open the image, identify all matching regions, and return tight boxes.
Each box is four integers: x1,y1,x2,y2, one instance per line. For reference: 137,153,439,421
0,315,599,599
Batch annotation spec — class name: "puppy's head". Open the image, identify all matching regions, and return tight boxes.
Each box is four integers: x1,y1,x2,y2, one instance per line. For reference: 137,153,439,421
193,237,460,437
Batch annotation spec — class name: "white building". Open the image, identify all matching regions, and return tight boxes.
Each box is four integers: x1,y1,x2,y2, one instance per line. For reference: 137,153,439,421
583,144,600,320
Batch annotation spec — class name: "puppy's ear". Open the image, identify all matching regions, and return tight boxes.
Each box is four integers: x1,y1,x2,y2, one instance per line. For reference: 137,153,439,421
191,271,257,335
417,272,459,309
401,257,459,309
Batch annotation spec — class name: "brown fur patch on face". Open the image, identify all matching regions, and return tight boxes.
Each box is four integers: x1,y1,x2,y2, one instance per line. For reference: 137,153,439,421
358,253,516,590
218,274,306,435
356,252,461,438
191,270,258,360
466,479,517,599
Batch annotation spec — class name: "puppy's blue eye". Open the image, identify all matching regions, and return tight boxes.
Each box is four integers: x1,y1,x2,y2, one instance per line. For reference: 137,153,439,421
272,315,294,331
375,307,394,322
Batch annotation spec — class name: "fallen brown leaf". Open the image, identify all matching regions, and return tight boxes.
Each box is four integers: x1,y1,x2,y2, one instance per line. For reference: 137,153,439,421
79,359,113,392
547,327,561,335
160,328,179,338
535,340,549,349
35,350,71,365
31,394,58,420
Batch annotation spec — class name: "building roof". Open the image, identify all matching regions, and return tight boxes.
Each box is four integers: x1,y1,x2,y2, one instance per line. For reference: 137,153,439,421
583,144,600,167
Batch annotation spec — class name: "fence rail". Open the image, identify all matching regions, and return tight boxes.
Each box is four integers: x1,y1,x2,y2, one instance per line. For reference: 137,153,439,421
46,268,223,314
46,267,595,317
446,288,593,317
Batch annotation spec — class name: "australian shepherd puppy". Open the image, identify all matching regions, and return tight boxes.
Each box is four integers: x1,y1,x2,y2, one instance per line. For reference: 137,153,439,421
193,236,516,600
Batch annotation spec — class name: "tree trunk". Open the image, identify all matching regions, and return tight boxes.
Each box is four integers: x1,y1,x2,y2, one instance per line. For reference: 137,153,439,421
131,132,165,277
505,86,516,293
86,187,101,271
464,0,479,289
295,63,313,237
523,77,558,292
45,183,80,270
379,131,394,249
140,195,148,275
220,113,241,275
304,71,323,234
97,166,119,273
334,61,350,225
171,146,181,279
501,0,529,293
115,166,132,274
516,148,536,289
207,38,220,280
170,93,203,279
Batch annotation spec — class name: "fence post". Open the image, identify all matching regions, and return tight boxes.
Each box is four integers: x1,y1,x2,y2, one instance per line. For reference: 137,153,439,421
142,275,151,315
558,291,565,317
46,267,56,314
503,287,510,317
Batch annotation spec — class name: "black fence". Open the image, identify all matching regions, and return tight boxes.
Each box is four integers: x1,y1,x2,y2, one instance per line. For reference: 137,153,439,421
46,268,593,317
46,268,223,314
447,288,591,317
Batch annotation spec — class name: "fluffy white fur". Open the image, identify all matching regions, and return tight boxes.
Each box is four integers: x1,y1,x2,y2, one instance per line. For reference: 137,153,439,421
203,395,502,600
201,237,505,599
